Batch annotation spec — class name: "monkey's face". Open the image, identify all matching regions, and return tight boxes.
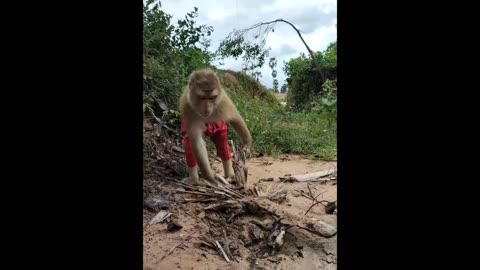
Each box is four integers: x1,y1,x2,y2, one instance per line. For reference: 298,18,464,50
190,88,220,118
189,71,222,118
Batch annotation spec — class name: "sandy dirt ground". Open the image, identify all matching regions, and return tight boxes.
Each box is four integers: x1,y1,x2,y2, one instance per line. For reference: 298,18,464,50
144,155,337,270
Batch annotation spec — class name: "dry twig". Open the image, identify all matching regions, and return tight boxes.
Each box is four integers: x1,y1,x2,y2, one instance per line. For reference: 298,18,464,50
215,240,230,262
159,233,194,261
303,184,335,216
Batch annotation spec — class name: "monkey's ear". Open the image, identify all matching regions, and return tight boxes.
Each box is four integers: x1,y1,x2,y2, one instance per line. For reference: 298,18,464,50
188,72,198,89
211,71,221,84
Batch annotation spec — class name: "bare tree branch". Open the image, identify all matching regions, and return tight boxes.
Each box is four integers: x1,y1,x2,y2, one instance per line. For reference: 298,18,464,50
230,18,325,81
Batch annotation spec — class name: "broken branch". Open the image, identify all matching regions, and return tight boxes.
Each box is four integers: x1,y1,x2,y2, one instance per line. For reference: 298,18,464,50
159,233,194,261
222,229,234,261
215,240,230,262
279,168,336,182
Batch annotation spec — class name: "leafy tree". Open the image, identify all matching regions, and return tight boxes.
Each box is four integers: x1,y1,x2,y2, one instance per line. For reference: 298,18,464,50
268,57,279,92
143,1,214,113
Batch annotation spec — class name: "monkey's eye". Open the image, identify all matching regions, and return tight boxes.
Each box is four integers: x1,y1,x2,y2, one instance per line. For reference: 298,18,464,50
209,96,217,100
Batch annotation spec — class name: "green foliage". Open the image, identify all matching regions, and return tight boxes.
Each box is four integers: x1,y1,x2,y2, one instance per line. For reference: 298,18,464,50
272,80,279,93
310,79,337,128
323,42,337,69
217,36,271,81
284,41,337,112
218,69,279,107
166,109,181,126
226,88,336,160
143,1,214,119
268,57,279,93
143,95,155,113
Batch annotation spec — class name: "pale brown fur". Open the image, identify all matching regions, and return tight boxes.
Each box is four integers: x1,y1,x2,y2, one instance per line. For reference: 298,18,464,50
179,68,252,183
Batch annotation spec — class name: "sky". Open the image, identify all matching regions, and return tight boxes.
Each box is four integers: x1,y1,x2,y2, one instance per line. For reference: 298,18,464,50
160,0,337,89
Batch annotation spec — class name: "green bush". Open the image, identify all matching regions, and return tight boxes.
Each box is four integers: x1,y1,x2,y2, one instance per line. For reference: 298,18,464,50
284,42,337,112
226,88,336,160
143,1,213,113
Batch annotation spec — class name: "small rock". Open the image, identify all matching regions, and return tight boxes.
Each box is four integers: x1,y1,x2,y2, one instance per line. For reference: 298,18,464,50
293,250,303,258
250,224,264,241
167,219,183,232
144,197,170,211
325,202,336,214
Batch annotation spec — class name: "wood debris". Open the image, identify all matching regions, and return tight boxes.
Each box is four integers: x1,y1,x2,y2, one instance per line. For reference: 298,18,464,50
279,167,337,182
148,210,172,225
215,240,230,262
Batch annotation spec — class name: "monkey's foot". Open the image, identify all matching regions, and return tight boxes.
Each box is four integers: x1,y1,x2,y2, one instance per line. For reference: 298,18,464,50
182,177,204,186
225,176,236,184
212,173,234,185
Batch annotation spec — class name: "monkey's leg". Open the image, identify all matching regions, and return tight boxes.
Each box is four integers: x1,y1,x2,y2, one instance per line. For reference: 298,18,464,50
187,166,199,180
188,129,215,181
211,126,235,181
222,160,235,178
182,132,203,186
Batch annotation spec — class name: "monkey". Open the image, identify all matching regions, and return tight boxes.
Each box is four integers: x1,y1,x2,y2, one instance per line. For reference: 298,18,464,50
179,68,252,185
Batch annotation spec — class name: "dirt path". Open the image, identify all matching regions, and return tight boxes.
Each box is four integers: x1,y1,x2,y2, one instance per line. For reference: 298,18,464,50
143,155,337,270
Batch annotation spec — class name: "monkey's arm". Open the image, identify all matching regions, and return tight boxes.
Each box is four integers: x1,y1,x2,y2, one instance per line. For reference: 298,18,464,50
229,111,252,150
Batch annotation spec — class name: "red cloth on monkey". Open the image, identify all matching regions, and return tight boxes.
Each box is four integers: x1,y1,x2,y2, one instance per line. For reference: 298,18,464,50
180,119,232,168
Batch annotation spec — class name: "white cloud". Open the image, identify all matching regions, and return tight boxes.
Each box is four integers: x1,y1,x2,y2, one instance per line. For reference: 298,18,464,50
302,24,338,53
206,6,234,22
273,0,337,14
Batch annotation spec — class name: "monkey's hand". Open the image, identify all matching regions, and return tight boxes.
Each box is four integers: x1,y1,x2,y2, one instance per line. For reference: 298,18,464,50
225,175,236,185
214,173,232,185
242,145,251,159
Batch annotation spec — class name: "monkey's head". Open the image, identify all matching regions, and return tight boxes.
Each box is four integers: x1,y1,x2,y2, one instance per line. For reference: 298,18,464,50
188,69,223,118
